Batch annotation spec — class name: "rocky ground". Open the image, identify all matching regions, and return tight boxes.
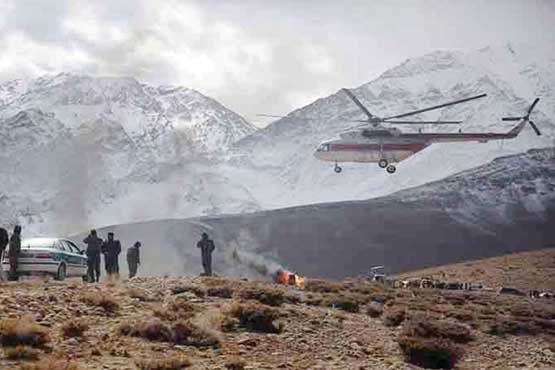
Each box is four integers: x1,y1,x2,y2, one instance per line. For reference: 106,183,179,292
0,261,553,370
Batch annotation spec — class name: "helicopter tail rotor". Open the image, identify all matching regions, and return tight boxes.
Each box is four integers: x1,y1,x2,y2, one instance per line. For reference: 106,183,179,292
501,98,541,136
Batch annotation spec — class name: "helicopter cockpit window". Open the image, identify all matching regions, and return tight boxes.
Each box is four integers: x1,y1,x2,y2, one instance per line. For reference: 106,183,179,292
317,143,330,152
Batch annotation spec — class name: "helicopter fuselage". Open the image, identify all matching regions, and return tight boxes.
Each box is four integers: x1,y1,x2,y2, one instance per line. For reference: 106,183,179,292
314,121,525,165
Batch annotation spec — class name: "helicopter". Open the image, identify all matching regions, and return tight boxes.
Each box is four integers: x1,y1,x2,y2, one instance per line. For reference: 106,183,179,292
313,89,541,174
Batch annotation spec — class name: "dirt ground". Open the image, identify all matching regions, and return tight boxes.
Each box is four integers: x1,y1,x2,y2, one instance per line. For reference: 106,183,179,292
0,251,553,370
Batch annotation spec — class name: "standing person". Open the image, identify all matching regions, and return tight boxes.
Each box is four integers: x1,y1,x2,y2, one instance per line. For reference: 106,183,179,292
0,227,9,280
197,232,215,276
101,232,121,277
8,225,21,281
83,229,103,283
126,241,141,278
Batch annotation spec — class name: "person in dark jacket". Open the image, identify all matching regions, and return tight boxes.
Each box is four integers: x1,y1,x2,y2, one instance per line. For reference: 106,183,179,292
126,241,141,278
197,232,215,276
83,229,103,283
102,232,121,277
8,225,21,281
0,227,8,280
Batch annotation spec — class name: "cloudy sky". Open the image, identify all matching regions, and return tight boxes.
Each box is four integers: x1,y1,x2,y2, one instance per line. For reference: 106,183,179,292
0,0,553,125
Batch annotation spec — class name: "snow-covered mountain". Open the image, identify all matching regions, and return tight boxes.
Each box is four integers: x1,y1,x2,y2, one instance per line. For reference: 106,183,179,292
0,73,256,155
84,148,555,279
1,43,554,235
0,73,257,234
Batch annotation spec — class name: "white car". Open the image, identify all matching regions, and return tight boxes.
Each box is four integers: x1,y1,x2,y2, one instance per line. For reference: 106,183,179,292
2,238,88,281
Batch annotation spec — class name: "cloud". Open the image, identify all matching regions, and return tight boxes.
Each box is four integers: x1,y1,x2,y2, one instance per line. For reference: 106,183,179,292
0,0,554,125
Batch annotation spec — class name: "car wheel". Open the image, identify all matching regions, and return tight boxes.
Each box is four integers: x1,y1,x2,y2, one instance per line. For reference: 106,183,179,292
55,264,66,281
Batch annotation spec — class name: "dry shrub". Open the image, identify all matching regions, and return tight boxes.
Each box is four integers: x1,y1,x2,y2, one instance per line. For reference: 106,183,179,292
342,280,387,296
5,345,40,360
398,336,461,370
367,294,389,304
397,314,471,369
303,294,323,306
322,294,361,313
61,320,88,338
383,308,406,327
510,303,555,320
366,302,384,318
445,309,475,323
127,288,156,302
0,318,49,347
207,286,234,299
486,310,555,337
19,358,81,370
119,320,173,342
81,292,119,313
402,314,473,344
119,320,220,348
304,279,341,293
171,285,206,298
153,298,198,322
486,316,536,336
239,287,284,306
225,357,246,370
172,321,220,348
136,356,191,370
441,294,466,306
227,302,282,333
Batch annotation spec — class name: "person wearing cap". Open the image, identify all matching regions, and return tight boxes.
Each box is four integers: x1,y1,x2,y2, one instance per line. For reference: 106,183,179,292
83,229,103,283
196,232,215,276
126,241,141,278
102,232,122,277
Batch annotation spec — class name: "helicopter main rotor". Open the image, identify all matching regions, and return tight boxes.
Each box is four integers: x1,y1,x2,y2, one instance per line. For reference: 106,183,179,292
341,88,487,127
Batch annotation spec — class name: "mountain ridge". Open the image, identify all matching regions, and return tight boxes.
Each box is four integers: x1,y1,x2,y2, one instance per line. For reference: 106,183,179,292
1,43,554,234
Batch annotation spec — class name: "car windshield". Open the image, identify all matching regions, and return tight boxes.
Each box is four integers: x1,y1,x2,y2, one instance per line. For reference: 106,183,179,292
21,238,57,248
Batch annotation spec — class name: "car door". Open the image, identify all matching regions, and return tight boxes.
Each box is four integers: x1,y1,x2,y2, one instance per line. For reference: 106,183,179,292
64,240,87,277
53,240,72,275
57,240,75,276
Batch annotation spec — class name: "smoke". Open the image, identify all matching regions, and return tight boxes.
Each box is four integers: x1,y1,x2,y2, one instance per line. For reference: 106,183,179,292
219,228,285,280
72,219,287,281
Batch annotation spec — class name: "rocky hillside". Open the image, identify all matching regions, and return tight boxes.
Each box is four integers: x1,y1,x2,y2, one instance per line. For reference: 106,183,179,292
86,148,554,280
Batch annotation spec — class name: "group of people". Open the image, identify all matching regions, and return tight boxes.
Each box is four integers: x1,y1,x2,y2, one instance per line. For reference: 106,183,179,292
0,225,22,281
82,229,142,282
0,225,215,282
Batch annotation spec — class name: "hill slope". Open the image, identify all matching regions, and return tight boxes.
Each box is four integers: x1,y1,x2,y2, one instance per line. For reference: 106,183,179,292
87,148,554,279
397,248,555,292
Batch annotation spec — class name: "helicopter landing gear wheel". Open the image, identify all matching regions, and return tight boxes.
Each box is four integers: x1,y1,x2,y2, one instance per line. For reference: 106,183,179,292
378,159,388,168
334,163,342,173
386,165,396,174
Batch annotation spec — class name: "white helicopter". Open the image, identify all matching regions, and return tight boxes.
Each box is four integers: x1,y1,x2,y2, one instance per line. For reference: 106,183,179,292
313,89,541,174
